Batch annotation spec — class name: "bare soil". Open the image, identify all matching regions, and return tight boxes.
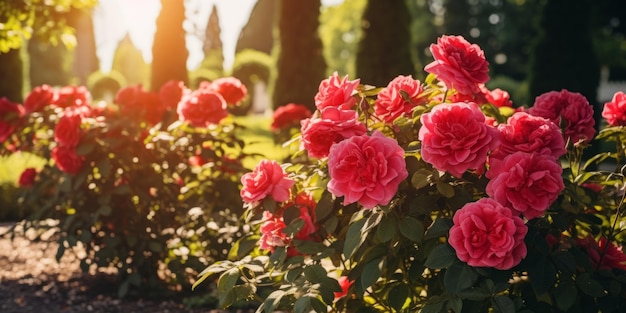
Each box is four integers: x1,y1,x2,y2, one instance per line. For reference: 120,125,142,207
0,222,249,313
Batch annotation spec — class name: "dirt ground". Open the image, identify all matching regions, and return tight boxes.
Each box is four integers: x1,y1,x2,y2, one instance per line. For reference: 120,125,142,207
0,222,251,313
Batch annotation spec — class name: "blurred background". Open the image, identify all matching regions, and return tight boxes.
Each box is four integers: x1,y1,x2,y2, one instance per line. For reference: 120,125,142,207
1,0,625,113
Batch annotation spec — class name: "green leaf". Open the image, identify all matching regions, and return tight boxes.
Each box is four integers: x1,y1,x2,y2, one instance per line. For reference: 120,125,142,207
294,295,316,313
457,287,490,301
315,191,335,222
492,295,516,313
411,169,431,189
444,262,478,294
118,280,130,298
98,205,112,217
437,181,455,198
421,297,445,313
388,284,409,312
55,244,66,262
425,244,456,269
343,217,367,259
262,290,285,313
555,281,577,311
304,264,329,284
361,257,383,290
218,267,241,307
425,218,453,239
398,216,424,243
447,297,463,313
528,257,556,295
576,273,607,298
375,216,396,243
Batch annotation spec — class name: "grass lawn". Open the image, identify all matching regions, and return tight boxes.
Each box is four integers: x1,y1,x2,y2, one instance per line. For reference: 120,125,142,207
0,152,47,185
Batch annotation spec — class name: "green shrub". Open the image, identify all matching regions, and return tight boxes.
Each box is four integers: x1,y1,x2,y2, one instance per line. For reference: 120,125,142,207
230,49,273,116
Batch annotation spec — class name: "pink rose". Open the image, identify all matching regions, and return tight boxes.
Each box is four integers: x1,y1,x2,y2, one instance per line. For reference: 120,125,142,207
327,131,408,209
52,146,83,174
419,102,499,178
259,211,289,252
576,235,626,271
300,107,367,159
529,89,596,144
424,35,490,95
18,168,37,187
333,276,354,299
240,159,294,204
374,75,427,124
602,91,626,126
0,97,24,143
159,80,189,111
207,77,248,105
271,103,312,131
54,113,82,147
53,85,90,108
24,84,57,113
314,71,360,110
449,198,528,270
290,193,318,241
486,152,564,220
177,89,228,127
492,112,565,160
480,86,513,108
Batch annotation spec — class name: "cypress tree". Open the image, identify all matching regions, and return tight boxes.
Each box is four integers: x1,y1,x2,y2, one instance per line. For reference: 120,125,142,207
235,0,275,55
271,0,327,112
528,0,600,104
68,7,99,86
150,0,188,91
200,5,224,75
355,0,415,87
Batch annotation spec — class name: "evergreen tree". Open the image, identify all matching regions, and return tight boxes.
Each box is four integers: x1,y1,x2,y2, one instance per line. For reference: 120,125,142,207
150,0,188,92
0,49,23,102
355,0,415,87
200,5,224,75
235,0,276,55
271,0,327,112
28,35,72,88
112,35,150,86
68,7,99,86
528,0,600,105
407,0,437,79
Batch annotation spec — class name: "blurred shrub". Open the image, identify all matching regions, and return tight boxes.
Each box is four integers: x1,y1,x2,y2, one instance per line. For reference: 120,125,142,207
230,49,272,115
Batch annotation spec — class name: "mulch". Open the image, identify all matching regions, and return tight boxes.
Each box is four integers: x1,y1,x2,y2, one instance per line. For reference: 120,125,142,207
0,221,252,313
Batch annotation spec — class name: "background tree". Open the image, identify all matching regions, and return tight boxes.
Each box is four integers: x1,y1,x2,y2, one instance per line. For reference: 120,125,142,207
528,0,600,105
112,35,150,86
235,0,276,55
355,0,415,87
68,7,99,86
199,5,224,77
407,0,438,80
319,0,366,77
0,49,23,102
271,0,327,112
150,0,188,92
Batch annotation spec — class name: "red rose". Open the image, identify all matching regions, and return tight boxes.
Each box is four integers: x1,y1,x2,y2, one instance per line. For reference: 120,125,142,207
486,152,564,220
529,89,596,144
314,71,360,111
240,159,294,204
259,211,289,252
271,103,312,131
54,113,82,147
24,84,57,113
327,131,408,209
334,276,354,300
424,35,490,95
52,146,83,174
449,198,528,270
418,102,499,177
300,107,367,159
18,168,37,187
0,97,24,143
576,235,626,271
492,112,565,160
116,85,165,124
177,90,228,127
481,86,513,108
159,80,189,111
207,77,247,105
53,85,90,108
374,75,427,124
602,91,626,126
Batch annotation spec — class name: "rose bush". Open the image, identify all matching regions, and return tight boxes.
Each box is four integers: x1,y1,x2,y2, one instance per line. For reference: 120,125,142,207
196,35,626,312
1,77,255,297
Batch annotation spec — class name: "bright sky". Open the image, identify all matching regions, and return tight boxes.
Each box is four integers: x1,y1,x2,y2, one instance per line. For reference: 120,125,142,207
93,0,343,73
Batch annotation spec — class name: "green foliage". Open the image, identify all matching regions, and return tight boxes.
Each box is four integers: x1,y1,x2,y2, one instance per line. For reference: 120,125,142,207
199,5,224,76
0,0,97,53
355,0,415,87
150,0,188,92
271,0,327,112
0,48,24,102
319,0,366,77
112,36,149,87
28,35,72,88
87,70,127,101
